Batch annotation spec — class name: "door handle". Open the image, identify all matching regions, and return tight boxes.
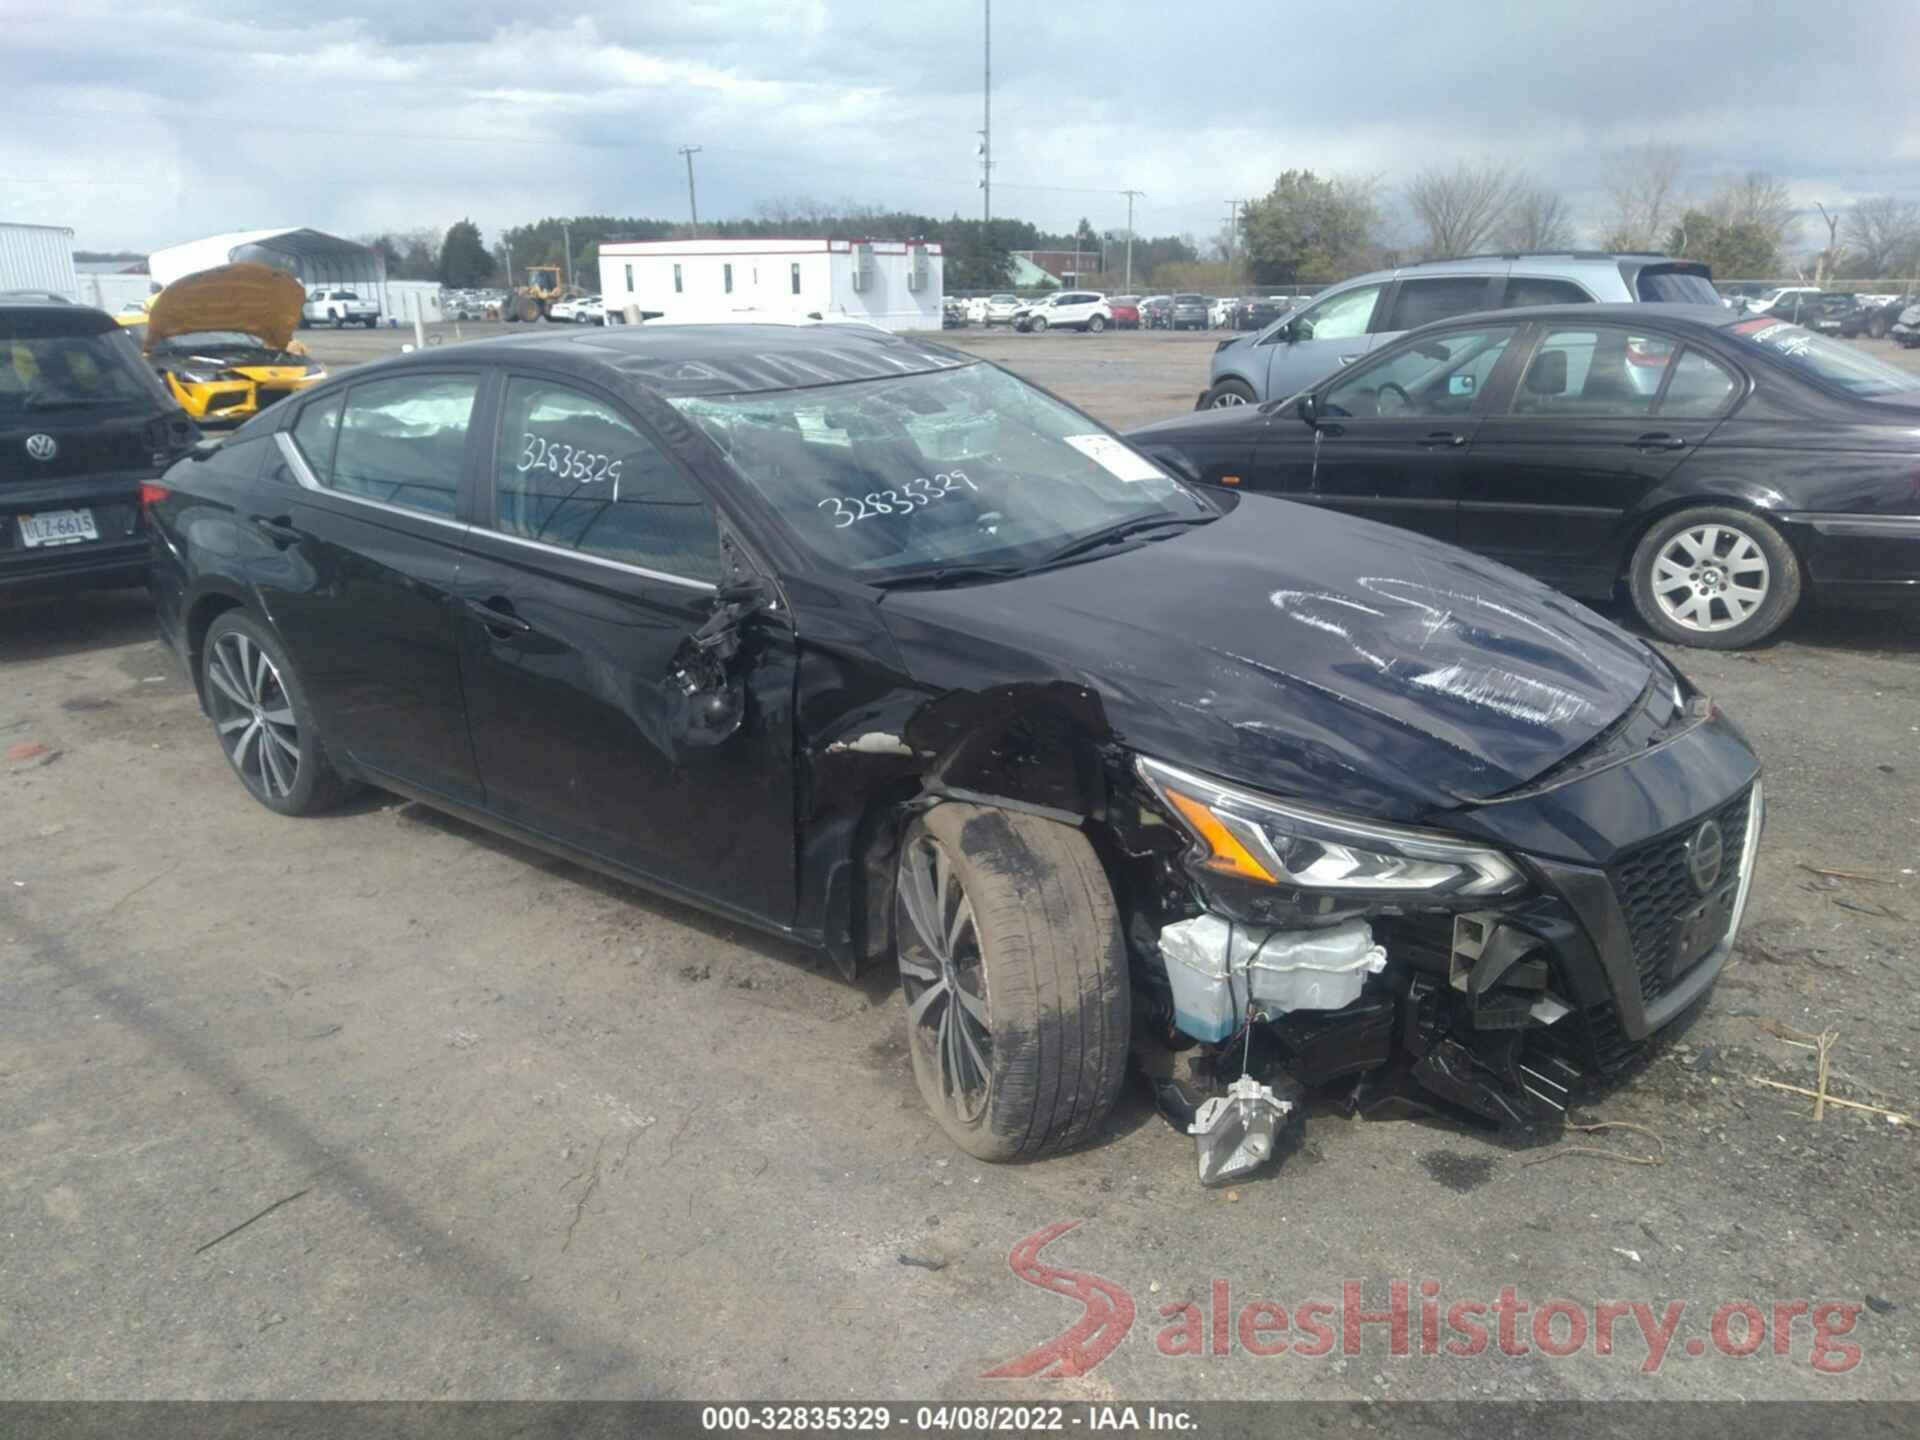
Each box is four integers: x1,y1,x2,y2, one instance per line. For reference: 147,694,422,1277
1631,433,1688,451
465,596,533,635
250,514,300,547
1422,431,1468,448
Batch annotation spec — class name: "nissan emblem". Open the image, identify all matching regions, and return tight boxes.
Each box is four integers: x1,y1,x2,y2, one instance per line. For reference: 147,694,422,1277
1686,819,1726,894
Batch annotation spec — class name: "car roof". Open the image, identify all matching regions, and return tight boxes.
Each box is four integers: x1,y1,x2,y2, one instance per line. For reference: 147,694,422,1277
0,299,118,338
380,322,972,398
1407,301,1741,334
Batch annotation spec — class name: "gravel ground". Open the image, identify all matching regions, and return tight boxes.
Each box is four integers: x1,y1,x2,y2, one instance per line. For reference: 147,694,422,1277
2,323,1915,1403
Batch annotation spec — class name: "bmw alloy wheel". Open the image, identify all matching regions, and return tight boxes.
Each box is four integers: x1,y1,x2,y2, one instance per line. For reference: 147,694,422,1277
1649,522,1772,632
206,630,303,801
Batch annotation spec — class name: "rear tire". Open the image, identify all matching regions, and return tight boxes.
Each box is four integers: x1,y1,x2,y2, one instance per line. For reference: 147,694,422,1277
331,314,344,330
895,804,1129,1162
1629,506,1801,649
201,611,357,815
1088,314,1107,333
1869,310,1892,339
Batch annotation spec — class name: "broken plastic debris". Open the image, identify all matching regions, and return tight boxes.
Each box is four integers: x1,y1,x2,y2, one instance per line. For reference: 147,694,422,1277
824,731,915,757
1188,1074,1293,1187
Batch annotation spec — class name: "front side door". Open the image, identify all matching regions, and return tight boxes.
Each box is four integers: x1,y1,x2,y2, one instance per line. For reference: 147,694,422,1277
454,371,798,926
1460,324,1743,593
1261,320,1521,541
258,372,484,804
1257,280,1388,399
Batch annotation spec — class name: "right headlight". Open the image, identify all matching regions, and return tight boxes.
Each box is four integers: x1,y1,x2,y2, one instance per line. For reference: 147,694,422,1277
1137,756,1524,900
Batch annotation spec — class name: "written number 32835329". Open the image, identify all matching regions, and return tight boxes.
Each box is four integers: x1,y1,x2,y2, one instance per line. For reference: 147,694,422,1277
519,433,624,489
817,471,976,528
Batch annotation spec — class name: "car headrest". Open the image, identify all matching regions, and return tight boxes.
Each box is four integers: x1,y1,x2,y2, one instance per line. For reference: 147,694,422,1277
1524,347,1568,396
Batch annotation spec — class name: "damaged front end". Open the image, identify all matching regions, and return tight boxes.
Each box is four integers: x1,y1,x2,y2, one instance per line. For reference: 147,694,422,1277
1121,753,1759,1186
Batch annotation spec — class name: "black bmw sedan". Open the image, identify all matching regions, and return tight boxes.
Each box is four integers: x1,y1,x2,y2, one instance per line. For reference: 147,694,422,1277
1128,303,1920,648
146,323,1761,1177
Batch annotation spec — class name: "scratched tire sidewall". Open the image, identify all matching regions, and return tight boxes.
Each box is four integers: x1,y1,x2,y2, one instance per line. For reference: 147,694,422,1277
900,803,1130,1162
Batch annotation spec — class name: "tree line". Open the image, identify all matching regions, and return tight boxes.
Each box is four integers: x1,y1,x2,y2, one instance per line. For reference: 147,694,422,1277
362,203,1199,293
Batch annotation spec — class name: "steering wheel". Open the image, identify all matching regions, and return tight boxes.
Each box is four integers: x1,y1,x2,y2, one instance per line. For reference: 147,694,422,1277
1374,382,1411,418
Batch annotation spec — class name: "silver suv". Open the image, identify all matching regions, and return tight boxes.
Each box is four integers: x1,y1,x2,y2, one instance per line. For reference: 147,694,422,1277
1200,252,1717,408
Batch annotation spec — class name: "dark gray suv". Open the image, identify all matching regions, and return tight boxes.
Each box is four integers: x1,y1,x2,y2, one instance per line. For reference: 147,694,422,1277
1201,252,1717,408
1170,293,1210,331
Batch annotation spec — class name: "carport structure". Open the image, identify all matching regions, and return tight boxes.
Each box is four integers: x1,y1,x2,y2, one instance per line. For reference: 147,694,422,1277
147,227,385,291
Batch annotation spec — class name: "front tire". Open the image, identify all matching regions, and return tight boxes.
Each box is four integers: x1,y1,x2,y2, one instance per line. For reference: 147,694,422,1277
1032,316,1048,333
895,804,1129,1162
201,612,355,815
1629,506,1801,648
1204,378,1257,408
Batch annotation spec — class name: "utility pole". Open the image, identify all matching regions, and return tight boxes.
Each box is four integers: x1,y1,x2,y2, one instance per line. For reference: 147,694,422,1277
980,0,993,271
678,145,703,235
1121,188,1144,291
561,221,573,291
503,240,513,289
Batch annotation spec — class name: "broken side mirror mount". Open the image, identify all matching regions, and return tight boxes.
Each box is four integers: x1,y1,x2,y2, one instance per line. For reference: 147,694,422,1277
670,577,773,748
1295,391,1319,428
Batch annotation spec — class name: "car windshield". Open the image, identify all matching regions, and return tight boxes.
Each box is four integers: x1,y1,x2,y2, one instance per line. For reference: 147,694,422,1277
1732,318,1920,400
156,330,272,352
669,362,1213,582
0,327,168,414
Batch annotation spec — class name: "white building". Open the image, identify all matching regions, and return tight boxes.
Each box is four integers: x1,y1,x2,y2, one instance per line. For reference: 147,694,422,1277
0,222,81,300
148,227,384,294
598,237,943,333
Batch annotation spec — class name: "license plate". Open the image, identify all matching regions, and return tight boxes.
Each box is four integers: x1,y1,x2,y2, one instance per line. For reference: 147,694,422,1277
18,509,99,548
1668,883,1739,979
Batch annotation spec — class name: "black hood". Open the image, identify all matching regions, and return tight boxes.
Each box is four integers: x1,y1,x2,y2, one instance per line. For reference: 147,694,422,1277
876,496,1655,821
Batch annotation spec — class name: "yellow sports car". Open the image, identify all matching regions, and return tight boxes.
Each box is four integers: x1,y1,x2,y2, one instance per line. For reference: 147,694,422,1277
136,262,326,424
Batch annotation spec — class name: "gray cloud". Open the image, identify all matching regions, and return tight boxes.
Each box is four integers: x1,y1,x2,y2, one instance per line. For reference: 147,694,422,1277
3,0,1916,256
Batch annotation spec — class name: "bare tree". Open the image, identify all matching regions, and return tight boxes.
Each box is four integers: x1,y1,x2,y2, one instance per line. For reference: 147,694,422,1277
1811,202,1843,285
1598,142,1686,250
1843,196,1920,278
1704,172,1795,245
1496,184,1575,251
1404,162,1519,257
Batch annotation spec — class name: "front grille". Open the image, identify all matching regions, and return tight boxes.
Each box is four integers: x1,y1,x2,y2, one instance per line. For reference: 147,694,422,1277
1608,786,1753,1001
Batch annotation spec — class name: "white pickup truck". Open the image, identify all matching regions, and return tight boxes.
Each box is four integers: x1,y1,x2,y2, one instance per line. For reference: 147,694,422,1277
302,288,381,329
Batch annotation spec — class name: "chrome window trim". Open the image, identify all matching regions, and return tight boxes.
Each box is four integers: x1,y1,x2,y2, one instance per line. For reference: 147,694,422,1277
273,431,468,533
474,525,719,593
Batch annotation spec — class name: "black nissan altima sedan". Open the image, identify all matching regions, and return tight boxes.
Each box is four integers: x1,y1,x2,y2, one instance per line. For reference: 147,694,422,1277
1127,303,1920,649
145,322,1761,1178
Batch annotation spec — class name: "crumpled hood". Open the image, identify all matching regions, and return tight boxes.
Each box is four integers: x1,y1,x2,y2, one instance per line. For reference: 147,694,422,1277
877,496,1656,820
146,262,306,351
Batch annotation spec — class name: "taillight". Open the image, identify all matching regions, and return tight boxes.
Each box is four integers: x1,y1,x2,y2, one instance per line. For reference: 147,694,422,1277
138,482,171,509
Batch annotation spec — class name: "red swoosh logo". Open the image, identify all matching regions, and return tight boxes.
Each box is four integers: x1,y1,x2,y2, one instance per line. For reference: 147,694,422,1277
980,1220,1135,1378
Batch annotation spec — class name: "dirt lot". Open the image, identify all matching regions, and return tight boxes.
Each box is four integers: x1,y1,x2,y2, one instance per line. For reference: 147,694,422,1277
2,322,1916,1403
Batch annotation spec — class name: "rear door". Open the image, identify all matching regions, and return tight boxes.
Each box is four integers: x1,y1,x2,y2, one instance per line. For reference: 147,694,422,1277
1459,323,1744,593
1264,319,1521,540
259,371,484,804
454,370,798,926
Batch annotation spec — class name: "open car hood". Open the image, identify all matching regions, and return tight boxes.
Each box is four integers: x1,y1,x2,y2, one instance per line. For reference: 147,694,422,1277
145,262,306,351
878,496,1658,822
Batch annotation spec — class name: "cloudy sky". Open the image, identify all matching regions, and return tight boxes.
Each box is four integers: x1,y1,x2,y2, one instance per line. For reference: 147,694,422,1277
4,0,1917,256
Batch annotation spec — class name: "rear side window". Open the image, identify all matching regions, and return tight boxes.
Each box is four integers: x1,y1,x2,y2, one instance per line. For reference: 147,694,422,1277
1502,278,1592,308
1383,277,1494,331
494,377,720,581
326,374,477,518
1634,266,1720,304
1657,349,1740,417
